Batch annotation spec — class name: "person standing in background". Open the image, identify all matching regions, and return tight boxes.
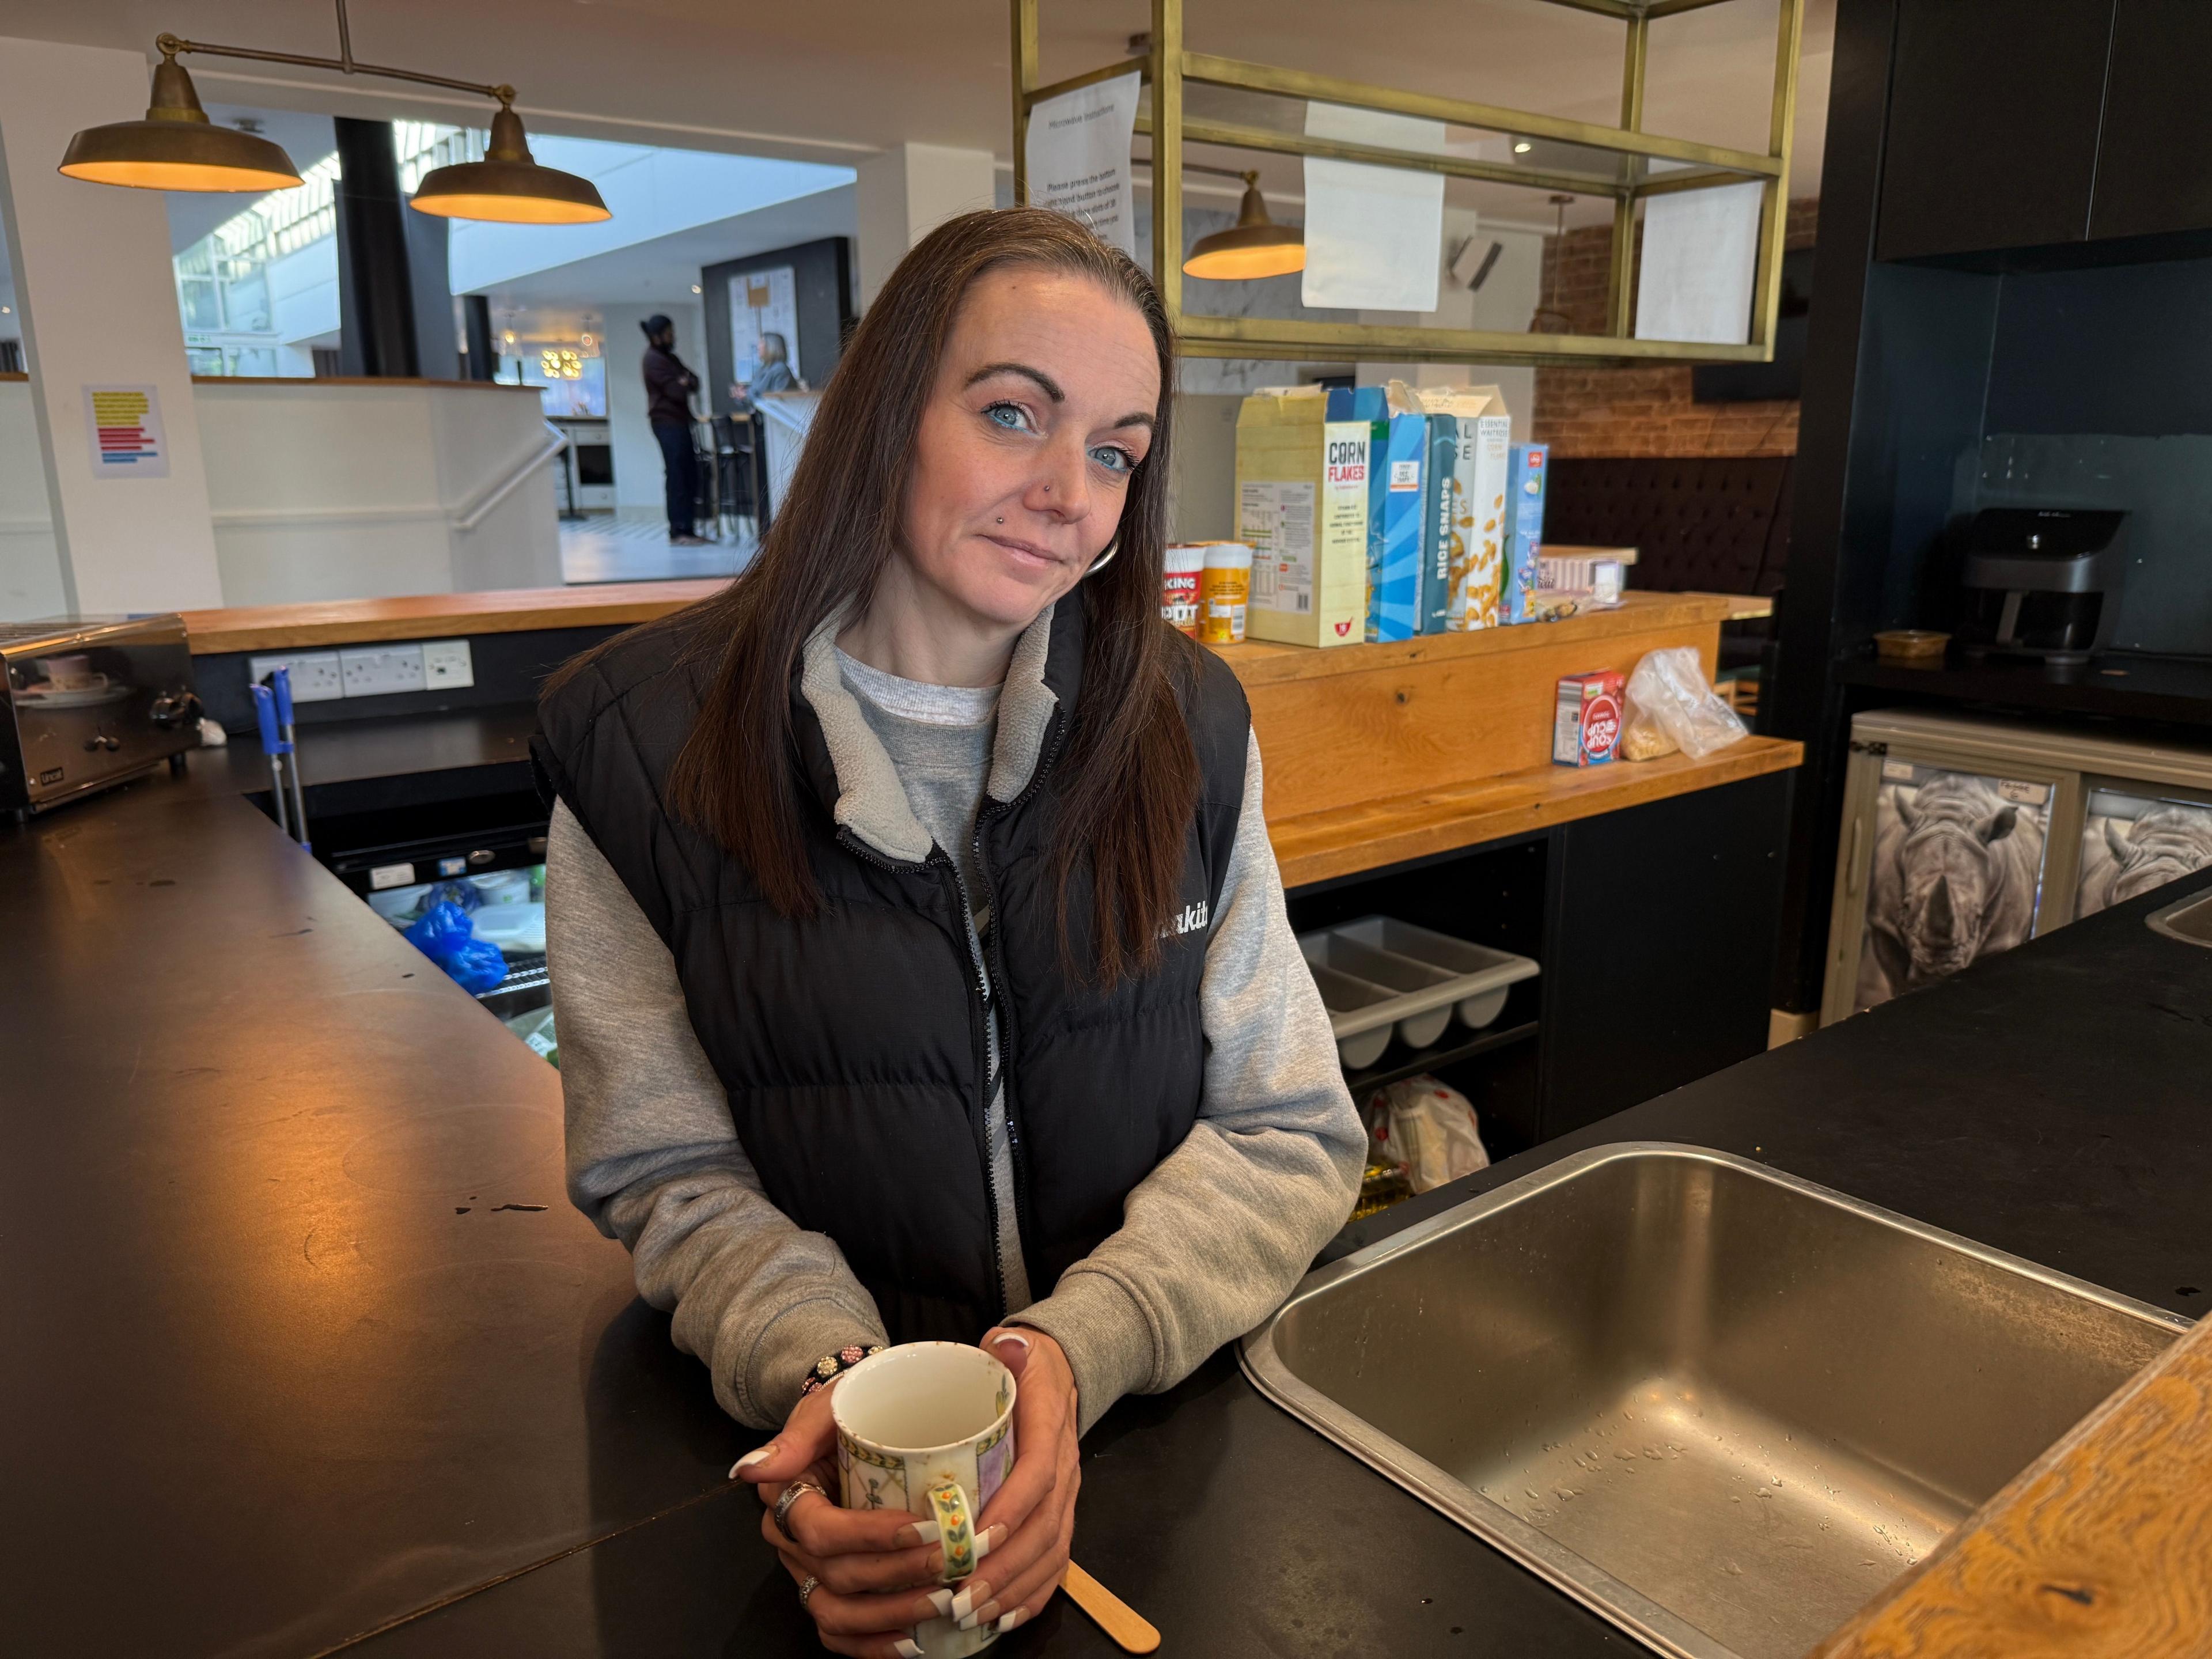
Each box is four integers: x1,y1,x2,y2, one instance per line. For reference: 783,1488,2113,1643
642,314,710,547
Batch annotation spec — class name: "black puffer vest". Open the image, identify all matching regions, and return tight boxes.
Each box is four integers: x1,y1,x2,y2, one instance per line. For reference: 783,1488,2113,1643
532,594,1251,1342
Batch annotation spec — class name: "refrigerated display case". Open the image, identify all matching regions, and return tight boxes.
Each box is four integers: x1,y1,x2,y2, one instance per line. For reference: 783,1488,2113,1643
308,783,558,1060
1822,710,2212,1023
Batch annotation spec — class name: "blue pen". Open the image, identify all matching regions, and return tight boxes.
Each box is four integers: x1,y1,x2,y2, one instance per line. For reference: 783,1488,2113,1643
270,666,310,851
251,683,291,840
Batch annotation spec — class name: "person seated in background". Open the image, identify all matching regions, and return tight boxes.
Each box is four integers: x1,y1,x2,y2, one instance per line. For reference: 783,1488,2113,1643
641,313,710,547
729,329,798,407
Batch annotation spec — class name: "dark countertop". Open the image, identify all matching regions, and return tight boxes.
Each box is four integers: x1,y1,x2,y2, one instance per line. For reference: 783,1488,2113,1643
5,745,2209,1658
1838,648,2212,729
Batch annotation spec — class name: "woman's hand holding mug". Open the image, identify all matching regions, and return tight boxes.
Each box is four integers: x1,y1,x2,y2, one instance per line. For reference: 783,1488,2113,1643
737,1329,1074,1655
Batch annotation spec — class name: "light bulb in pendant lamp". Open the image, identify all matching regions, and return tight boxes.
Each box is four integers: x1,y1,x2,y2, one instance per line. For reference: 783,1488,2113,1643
1183,173,1305,281
59,54,302,193
410,104,609,225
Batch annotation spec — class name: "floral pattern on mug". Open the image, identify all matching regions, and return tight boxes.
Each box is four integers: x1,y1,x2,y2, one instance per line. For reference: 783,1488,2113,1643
928,1479,976,1582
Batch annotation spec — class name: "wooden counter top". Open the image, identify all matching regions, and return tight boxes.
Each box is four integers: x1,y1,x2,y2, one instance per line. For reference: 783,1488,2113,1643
180,583,1764,657
180,580,730,654
1270,736,1802,887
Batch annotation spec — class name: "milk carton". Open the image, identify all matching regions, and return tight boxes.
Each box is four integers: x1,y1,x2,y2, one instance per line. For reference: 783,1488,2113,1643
1502,442,1550,625
1233,387,1369,647
1325,385,1390,642
1413,384,1512,631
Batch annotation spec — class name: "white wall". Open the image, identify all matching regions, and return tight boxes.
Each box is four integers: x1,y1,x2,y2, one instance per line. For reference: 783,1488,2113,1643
599,300,704,513
191,380,560,603
0,380,63,617
854,144,997,307
0,36,224,613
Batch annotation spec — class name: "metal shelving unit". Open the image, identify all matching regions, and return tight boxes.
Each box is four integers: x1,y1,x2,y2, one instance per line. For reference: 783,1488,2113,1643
1010,0,1805,368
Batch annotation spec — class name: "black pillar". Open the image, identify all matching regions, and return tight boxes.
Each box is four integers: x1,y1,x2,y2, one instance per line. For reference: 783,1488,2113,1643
461,294,497,382
405,210,459,381
332,117,419,378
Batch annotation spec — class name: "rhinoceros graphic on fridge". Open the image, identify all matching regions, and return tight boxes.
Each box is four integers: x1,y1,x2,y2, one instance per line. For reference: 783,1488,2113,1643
2076,791,2212,918
1855,768,2051,1012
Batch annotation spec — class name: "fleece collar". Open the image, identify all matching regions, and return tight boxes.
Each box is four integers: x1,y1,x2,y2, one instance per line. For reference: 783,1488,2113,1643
794,597,1076,866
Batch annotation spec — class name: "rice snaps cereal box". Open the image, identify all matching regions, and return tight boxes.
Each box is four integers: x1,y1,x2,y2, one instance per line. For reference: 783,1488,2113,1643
1412,384,1511,631
1553,669,1625,767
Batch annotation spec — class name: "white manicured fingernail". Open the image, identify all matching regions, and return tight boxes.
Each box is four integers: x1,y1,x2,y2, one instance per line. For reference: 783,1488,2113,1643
990,1331,1031,1355
907,1520,941,1544
894,1642,923,1659
974,1523,1005,1562
996,1608,1029,1634
956,1600,999,1632
729,1443,775,1478
950,1583,989,1623
923,1589,955,1617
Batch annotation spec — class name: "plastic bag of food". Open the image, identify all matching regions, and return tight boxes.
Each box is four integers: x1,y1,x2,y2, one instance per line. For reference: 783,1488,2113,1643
1623,646,1747,760
1366,1074,1490,1195
403,900,509,994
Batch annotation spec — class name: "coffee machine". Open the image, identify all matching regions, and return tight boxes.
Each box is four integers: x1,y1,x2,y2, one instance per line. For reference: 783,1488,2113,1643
1955,507,2126,667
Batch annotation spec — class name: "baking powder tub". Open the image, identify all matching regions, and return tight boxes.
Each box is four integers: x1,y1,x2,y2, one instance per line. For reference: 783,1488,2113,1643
1199,541,1253,645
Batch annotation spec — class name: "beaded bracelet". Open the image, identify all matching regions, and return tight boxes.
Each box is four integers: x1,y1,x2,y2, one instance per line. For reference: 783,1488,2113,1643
798,1343,884,1396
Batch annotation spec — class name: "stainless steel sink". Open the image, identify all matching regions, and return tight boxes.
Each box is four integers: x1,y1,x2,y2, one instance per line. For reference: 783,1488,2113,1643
2149,884,2212,946
1242,1143,2189,1659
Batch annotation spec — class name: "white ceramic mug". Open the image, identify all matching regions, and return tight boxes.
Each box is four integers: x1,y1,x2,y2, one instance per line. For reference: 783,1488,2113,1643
35,654,98,691
832,1342,1017,1658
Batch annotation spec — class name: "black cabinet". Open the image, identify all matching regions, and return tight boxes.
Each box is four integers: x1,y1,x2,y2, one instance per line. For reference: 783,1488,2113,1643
2088,0,2212,242
1876,0,2113,262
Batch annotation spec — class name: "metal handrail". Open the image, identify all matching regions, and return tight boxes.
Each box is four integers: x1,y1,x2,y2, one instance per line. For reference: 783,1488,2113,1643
452,421,567,533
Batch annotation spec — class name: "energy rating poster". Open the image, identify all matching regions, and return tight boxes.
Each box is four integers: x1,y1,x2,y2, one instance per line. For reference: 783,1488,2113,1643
85,385,168,479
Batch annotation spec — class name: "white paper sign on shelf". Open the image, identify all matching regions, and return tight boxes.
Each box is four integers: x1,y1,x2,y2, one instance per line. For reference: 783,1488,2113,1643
1024,71,1142,257
1301,102,1446,313
1634,179,1766,345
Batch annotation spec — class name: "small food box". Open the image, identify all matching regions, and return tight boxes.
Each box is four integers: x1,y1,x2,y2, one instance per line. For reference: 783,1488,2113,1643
1553,669,1625,766
1502,442,1550,624
1233,387,1369,647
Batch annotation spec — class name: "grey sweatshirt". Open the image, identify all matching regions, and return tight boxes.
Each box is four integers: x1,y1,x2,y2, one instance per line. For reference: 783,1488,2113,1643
546,605,1364,1435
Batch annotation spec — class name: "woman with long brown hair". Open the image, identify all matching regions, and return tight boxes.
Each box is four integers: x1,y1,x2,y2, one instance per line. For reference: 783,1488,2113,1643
536,208,1362,1653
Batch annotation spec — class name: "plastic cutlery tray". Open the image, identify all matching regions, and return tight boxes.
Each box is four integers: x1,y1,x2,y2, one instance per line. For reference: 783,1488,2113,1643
1297,916,1540,1071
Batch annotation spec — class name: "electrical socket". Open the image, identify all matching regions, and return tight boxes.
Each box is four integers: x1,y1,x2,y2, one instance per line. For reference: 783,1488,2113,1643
339,645,428,697
421,638,474,690
247,652,344,702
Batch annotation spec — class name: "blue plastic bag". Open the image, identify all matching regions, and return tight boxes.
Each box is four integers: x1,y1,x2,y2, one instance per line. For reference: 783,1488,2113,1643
404,900,507,994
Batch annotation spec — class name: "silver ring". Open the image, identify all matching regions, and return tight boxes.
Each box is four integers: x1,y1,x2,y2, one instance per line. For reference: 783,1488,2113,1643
1085,536,1120,577
797,1573,820,1608
774,1478,826,1537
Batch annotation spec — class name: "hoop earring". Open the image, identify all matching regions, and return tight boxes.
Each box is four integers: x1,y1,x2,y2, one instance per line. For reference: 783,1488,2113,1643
1084,538,1120,577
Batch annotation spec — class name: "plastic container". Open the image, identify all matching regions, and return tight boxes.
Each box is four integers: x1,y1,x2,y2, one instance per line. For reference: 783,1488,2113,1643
1162,543,1206,634
1199,541,1253,645
1298,915,1540,1069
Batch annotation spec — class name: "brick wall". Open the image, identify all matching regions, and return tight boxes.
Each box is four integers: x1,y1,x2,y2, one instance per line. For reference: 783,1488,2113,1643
1531,197,1819,459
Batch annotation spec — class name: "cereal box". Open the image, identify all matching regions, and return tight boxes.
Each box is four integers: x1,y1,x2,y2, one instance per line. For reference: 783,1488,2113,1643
1553,669,1625,766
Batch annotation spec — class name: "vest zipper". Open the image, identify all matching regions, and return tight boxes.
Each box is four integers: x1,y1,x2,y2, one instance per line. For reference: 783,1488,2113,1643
935,848,1010,1325
970,710,1071,1262
835,825,1009,1323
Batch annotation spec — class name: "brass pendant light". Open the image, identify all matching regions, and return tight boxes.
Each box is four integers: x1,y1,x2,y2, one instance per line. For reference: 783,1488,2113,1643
59,51,302,193
409,104,608,225
1183,171,1305,281
58,2,608,225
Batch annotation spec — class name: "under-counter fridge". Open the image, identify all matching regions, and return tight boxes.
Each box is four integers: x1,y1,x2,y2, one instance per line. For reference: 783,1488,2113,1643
1821,709,2212,1024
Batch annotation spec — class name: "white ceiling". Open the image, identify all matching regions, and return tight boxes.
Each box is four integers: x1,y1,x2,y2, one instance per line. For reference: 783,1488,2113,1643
0,0,1835,235
481,183,856,319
